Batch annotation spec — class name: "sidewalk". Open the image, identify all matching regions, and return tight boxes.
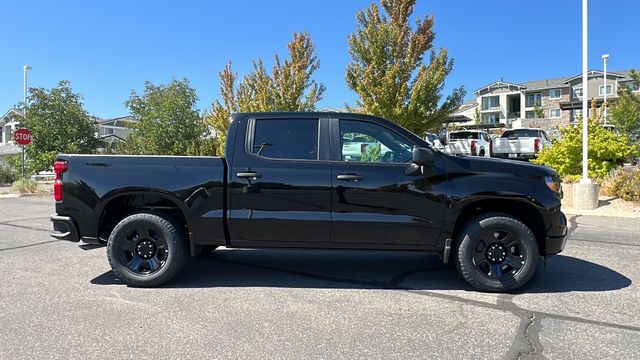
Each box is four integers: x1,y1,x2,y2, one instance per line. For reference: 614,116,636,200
563,196,640,218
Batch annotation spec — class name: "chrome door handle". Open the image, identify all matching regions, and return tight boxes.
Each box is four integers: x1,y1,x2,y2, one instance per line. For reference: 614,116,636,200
237,172,262,179
336,174,363,181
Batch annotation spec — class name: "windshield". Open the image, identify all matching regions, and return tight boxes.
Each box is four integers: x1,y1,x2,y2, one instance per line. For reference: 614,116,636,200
502,129,540,138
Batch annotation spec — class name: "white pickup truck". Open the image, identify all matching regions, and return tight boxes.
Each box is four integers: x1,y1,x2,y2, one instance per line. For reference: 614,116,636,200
438,130,491,157
491,128,552,161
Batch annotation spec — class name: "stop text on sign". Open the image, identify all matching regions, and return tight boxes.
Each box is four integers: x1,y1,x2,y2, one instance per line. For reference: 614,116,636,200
13,128,32,145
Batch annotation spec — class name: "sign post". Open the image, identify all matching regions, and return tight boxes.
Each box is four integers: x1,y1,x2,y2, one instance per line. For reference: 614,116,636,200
13,128,32,179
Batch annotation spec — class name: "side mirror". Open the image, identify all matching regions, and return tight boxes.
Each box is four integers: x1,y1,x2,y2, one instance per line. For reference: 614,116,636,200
412,147,434,166
438,130,449,146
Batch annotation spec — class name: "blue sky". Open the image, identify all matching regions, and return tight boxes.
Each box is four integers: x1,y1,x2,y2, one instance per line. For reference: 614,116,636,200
1,0,638,118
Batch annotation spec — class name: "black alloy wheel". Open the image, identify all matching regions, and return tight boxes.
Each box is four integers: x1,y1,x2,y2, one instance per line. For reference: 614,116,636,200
454,213,539,292
107,212,188,287
117,225,169,275
471,229,527,281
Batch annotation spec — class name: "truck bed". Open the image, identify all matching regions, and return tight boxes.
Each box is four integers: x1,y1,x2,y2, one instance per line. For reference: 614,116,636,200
54,154,227,246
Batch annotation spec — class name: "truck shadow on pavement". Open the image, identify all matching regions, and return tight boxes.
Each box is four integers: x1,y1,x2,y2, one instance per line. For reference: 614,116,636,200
91,249,632,293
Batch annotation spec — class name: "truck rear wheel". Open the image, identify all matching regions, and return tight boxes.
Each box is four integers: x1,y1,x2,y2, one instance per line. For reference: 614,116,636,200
107,212,188,287
454,213,538,292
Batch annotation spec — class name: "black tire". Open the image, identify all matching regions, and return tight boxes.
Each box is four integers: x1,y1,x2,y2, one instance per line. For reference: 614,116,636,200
479,150,485,157
107,212,189,287
454,213,538,292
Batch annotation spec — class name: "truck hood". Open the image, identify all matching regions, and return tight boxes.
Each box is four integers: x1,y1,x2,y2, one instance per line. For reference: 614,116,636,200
445,155,558,178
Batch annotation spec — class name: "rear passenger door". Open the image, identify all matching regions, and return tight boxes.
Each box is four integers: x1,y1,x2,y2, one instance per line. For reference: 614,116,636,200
228,116,332,245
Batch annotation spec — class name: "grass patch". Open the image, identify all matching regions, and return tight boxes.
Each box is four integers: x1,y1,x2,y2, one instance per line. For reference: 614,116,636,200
11,178,41,194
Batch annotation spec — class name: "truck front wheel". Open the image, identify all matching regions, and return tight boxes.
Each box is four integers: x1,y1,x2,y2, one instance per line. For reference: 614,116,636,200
107,212,188,287
454,213,539,292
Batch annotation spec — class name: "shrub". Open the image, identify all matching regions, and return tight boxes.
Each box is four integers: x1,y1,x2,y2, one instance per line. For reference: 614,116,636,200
602,167,640,201
11,178,41,193
0,166,18,185
533,120,635,180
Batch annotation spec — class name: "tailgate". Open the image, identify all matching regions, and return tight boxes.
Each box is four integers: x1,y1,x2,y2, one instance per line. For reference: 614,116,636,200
492,138,535,154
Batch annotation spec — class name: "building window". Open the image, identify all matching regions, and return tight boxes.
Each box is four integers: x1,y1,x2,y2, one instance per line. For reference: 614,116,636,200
482,96,499,110
482,114,499,124
549,109,561,118
573,87,583,99
549,89,562,99
525,93,541,107
625,82,639,91
599,85,613,96
525,111,535,119
572,109,583,122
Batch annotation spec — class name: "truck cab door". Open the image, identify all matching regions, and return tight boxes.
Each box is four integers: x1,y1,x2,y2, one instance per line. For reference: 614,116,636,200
329,118,447,247
227,116,332,246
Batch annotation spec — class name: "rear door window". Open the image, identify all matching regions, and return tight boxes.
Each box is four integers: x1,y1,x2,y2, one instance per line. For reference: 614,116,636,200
252,118,319,160
502,129,541,138
450,131,480,140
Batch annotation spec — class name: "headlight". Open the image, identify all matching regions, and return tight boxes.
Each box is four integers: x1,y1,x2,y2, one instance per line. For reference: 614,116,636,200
544,176,561,193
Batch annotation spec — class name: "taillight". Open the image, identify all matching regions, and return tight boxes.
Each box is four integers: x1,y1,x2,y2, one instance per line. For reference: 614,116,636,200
53,160,68,201
534,138,541,153
471,140,477,156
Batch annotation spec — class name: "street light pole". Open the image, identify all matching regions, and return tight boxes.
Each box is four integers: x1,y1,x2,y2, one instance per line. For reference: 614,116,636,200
22,65,32,180
602,54,609,125
580,0,590,184
23,65,31,116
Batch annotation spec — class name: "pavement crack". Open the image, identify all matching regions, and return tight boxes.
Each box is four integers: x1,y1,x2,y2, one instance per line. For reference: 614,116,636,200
499,295,545,360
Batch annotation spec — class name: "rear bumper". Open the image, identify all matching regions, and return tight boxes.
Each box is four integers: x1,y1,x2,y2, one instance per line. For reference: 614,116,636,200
50,215,80,242
545,212,567,255
492,153,536,161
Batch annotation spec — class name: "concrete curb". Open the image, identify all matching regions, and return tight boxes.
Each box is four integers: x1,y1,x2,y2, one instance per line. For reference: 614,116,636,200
563,208,640,218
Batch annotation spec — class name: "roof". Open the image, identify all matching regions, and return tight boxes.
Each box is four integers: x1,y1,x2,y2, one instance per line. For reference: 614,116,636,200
473,80,527,94
471,69,637,94
451,100,478,115
98,116,134,124
563,69,626,83
0,108,24,122
521,76,569,91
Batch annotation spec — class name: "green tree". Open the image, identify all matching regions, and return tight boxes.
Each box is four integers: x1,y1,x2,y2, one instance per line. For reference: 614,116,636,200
473,108,482,125
21,80,100,173
205,32,325,154
534,100,635,180
122,79,209,155
610,70,640,142
533,102,545,118
345,0,465,136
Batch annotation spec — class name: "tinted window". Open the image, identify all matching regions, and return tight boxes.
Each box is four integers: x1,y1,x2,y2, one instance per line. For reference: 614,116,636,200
502,129,541,138
450,131,481,140
252,119,318,160
340,120,413,163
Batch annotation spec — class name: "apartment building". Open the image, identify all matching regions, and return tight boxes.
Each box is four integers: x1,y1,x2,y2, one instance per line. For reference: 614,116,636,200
447,69,639,128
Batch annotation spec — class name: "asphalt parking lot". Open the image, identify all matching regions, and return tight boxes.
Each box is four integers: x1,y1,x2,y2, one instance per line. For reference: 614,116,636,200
0,196,638,359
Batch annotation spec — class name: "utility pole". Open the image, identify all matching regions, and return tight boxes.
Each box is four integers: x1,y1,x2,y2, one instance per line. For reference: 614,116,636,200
580,0,589,184
602,54,609,125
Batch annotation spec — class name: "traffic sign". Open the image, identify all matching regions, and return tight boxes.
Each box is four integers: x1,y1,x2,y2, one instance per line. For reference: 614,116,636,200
13,128,32,146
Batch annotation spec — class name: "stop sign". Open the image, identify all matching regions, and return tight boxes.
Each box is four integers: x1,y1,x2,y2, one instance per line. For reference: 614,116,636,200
13,128,32,145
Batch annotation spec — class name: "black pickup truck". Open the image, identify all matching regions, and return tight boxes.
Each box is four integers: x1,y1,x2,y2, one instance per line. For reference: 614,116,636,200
51,112,567,292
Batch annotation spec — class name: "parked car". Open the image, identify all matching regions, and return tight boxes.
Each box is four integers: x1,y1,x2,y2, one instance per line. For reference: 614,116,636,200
438,130,491,157
51,112,566,292
491,128,552,161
